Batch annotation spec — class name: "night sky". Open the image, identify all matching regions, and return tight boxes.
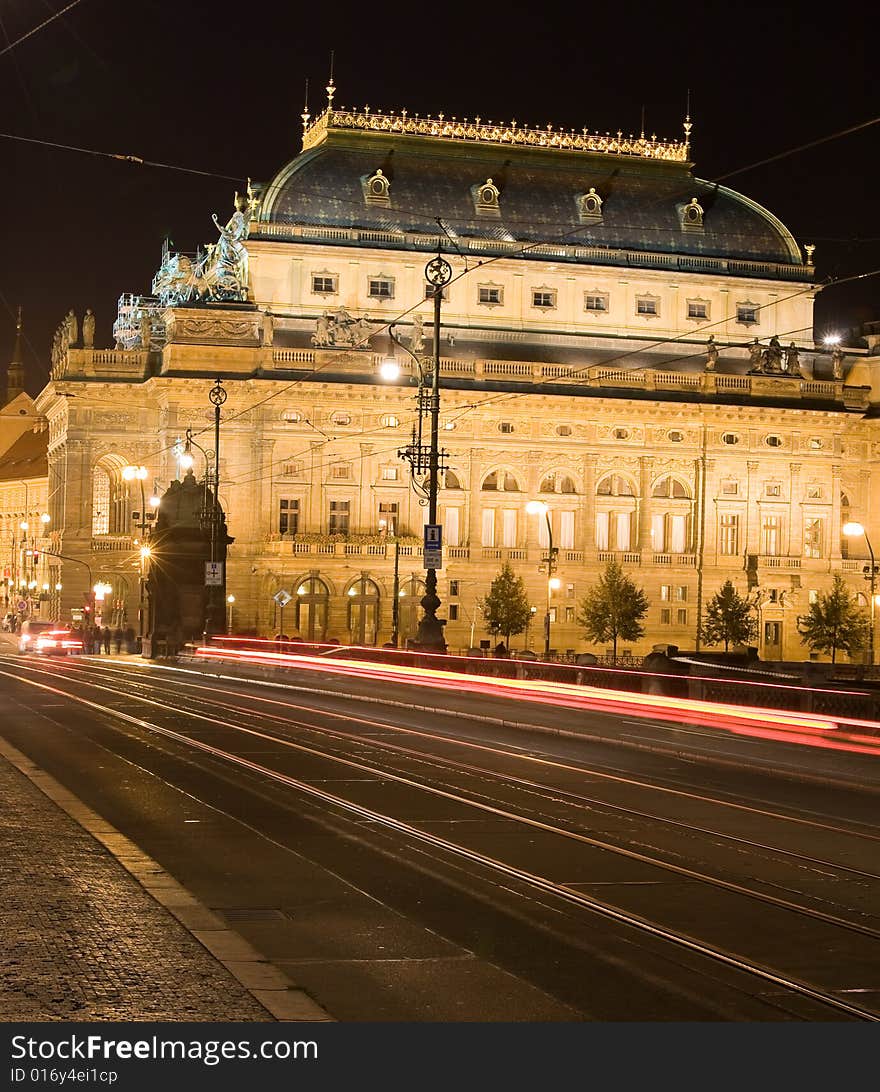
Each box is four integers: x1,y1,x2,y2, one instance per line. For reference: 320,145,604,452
1,0,876,395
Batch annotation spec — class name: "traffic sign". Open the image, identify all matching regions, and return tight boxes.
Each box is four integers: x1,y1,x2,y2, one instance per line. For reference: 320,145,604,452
423,524,442,569
273,589,292,607
204,561,224,586
16,599,27,612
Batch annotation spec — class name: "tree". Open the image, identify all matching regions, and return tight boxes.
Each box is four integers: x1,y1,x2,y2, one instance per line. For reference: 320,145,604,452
577,559,648,663
701,580,757,652
796,574,868,664
480,562,532,644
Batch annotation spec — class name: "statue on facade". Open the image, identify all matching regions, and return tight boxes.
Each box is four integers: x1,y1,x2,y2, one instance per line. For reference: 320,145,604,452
66,309,78,346
82,308,96,349
705,335,718,371
783,342,800,375
761,335,783,374
139,313,152,350
746,337,764,373
831,343,845,380
311,307,376,348
409,313,426,355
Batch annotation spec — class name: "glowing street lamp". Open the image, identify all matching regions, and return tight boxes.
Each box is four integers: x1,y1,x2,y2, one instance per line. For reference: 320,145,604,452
226,594,235,631
526,500,559,659
843,521,878,665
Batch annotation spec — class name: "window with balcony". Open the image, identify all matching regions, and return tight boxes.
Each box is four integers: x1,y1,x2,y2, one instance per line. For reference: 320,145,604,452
803,518,824,559
279,498,299,536
329,500,350,535
377,502,398,535
761,515,781,556
719,514,740,555
501,508,517,548
595,511,632,551
443,506,461,547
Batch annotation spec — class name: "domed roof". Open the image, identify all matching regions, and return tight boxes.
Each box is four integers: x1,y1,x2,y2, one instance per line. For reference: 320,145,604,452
256,110,805,275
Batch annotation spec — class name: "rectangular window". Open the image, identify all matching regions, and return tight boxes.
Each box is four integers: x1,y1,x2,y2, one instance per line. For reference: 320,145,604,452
532,290,555,309
636,298,657,316
381,466,398,481
670,514,687,554
766,483,781,497
328,500,350,535
279,498,300,536
615,512,632,552
368,278,394,298
377,502,398,535
595,511,609,551
538,515,550,549
677,608,688,625
565,606,575,623
312,274,337,294
676,585,688,602
687,301,708,319
584,294,608,312
660,585,672,601
502,509,517,548
481,509,496,548
424,283,448,300
807,485,822,500
330,463,350,480
720,514,739,556
478,286,502,305
652,513,666,552
449,580,460,597
559,511,575,550
737,305,759,324
761,515,781,556
566,583,575,599
721,481,738,496
803,518,824,559
444,506,460,548
448,603,459,621
660,608,671,625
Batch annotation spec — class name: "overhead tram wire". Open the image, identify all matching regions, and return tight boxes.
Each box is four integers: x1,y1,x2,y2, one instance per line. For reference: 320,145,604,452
0,0,86,59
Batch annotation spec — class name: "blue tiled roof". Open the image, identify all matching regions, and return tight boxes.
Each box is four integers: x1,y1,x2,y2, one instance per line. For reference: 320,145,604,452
257,133,803,269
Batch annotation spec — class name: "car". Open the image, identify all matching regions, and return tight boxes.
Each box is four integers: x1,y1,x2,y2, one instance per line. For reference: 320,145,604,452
18,621,83,656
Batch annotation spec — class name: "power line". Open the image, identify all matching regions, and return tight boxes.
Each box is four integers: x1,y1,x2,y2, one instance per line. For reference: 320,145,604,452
0,0,85,59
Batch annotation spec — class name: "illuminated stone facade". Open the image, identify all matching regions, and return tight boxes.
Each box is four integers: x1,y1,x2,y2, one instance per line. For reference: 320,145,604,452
31,100,880,660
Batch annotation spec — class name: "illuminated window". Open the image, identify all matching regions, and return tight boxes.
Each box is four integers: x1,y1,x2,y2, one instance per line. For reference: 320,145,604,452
328,500,350,534
281,409,302,423
380,414,400,428
368,277,395,299
676,586,688,602
719,514,739,555
377,501,398,535
803,518,824,559
311,274,337,295
677,608,688,625
381,466,398,481
585,293,609,313
279,498,300,535
660,585,672,601
761,515,781,556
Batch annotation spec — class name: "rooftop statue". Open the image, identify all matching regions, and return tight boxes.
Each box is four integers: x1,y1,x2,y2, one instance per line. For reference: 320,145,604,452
83,308,95,349
705,335,718,371
154,181,260,306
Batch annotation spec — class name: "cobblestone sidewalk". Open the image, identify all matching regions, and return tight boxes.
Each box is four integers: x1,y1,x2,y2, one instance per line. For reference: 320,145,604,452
0,754,271,1021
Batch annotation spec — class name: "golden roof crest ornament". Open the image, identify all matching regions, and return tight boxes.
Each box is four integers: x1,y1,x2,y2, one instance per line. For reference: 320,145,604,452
301,103,691,161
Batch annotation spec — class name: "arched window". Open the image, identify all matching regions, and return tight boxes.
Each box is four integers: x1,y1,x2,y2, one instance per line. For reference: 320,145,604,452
651,477,694,554
595,475,637,551
540,472,577,495
482,470,521,492
294,575,330,642
596,474,635,497
652,476,690,499
91,456,129,536
398,576,426,644
346,577,380,646
444,470,462,490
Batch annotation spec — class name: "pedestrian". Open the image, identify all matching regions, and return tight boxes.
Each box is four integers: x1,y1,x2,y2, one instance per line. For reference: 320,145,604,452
102,626,111,654
83,626,93,654
112,626,123,653
124,626,136,653
494,641,509,658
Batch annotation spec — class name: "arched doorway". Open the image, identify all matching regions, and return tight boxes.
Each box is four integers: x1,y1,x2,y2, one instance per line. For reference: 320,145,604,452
398,576,426,645
346,577,380,645
294,575,329,641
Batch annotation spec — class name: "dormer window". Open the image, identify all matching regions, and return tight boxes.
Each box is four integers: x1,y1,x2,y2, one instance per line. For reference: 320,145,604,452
577,187,604,223
680,197,705,233
473,178,501,217
363,169,391,207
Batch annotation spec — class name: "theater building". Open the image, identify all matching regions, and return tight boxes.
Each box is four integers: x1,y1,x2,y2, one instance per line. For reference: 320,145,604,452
32,91,879,659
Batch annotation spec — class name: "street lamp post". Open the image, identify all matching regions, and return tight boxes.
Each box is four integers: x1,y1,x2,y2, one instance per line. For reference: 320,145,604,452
226,594,235,632
123,465,149,645
843,521,879,665
526,501,560,659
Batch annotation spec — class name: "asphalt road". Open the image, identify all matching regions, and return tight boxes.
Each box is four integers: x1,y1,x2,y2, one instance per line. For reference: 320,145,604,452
1,650,879,1021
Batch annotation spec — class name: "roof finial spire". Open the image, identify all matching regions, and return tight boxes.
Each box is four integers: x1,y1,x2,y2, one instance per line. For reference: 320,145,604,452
301,78,311,139
640,105,645,141
683,88,692,153
5,304,25,405
326,50,336,110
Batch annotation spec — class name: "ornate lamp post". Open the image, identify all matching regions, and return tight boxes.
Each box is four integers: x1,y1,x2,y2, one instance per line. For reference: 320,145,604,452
123,465,149,645
207,379,228,639
526,500,560,659
843,521,879,665
388,254,453,652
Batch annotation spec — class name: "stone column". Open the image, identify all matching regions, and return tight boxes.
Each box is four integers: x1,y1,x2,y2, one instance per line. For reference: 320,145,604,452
746,460,760,555
467,449,483,547
701,457,717,557
830,464,843,560
789,462,802,559
309,441,323,532
582,454,597,559
638,456,654,552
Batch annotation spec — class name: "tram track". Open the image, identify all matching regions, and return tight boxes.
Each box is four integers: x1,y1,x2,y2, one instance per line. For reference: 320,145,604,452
1,656,879,1020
